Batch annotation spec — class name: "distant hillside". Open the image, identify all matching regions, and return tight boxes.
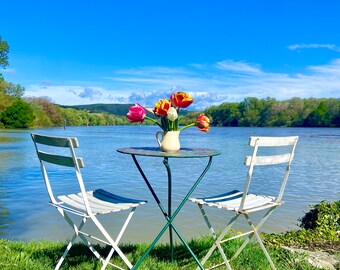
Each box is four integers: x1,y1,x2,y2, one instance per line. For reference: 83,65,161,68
61,103,134,116
61,103,190,116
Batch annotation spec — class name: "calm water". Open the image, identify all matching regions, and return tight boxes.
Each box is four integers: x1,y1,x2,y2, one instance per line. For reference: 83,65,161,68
0,126,339,243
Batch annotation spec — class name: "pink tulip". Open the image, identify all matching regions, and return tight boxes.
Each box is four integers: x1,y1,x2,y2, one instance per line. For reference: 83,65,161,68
127,103,146,123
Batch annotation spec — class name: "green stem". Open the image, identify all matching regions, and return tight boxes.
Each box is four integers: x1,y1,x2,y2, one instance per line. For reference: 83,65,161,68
178,123,195,132
174,118,179,131
145,116,166,131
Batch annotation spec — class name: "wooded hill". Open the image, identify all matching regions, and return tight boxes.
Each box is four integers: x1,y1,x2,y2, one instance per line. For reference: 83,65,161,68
61,103,134,116
59,97,340,128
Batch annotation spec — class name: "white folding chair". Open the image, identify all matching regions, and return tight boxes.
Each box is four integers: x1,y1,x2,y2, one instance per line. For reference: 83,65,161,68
31,133,147,270
189,136,298,270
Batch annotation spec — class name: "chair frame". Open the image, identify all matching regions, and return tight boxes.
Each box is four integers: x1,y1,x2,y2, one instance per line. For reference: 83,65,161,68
189,136,298,270
31,133,146,270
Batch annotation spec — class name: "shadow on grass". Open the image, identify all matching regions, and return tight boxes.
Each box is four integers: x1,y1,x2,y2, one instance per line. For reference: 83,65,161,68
1,236,321,269
25,241,140,269
25,238,213,269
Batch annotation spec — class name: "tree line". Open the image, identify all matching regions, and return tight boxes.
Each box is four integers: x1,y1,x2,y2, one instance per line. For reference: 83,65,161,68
1,86,339,129
203,97,340,127
0,94,130,128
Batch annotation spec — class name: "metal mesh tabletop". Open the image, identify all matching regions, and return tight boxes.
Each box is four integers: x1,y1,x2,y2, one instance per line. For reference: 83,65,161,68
117,147,221,158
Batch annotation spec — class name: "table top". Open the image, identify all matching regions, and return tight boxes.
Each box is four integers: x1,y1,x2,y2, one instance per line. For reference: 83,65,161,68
117,147,221,158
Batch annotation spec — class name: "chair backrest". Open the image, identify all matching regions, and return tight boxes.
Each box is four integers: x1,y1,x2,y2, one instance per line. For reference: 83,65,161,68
239,136,298,212
31,133,92,213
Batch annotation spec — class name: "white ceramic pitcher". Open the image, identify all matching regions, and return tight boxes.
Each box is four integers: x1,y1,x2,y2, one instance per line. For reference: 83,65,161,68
156,131,180,153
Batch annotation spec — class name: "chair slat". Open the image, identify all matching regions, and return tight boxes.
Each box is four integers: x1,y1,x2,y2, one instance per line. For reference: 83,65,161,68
58,192,134,214
249,136,298,147
38,151,85,168
244,153,291,166
92,189,146,204
85,193,134,210
32,133,79,148
67,194,115,213
58,195,87,212
200,190,243,202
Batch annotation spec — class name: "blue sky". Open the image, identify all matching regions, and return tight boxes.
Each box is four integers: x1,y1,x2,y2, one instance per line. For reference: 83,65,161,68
1,0,340,109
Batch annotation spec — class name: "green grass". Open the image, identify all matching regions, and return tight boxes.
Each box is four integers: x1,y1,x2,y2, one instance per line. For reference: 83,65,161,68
2,202,338,269
0,236,321,270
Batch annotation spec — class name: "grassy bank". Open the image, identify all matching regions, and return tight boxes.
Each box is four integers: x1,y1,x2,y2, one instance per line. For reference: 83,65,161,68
1,201,338,269
0,236,320,270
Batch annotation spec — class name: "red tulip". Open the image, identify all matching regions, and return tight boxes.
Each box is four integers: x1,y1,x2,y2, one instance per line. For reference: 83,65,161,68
170,92,194,108
153,99,171,117
127,103,146,123
196,113,210,132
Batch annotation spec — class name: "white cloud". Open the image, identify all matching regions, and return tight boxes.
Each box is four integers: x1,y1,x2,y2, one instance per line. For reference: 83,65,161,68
307,58,340,74
24,58,340,110
25,85,130,105
288,43,340,52
216,60,262,74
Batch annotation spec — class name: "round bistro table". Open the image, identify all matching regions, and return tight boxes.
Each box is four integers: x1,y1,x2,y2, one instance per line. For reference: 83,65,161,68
117,147,221,269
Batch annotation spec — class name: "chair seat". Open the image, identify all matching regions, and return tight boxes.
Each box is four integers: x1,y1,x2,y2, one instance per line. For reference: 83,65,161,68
189,190,278,213
57,188,147,215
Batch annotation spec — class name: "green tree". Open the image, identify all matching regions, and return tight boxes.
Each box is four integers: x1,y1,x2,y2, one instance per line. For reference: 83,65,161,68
0,81,25,98
204,105,221,126
324,98,340,127
0,79,16,114
304,101,328,127
333,112,340,127
26,97,64,127
258,97,277,126
286,97,305,126
238,97,262,127
0,99,35,128
61,108,85,126
179,111,200,126
0,36,9,72
266,102,289,126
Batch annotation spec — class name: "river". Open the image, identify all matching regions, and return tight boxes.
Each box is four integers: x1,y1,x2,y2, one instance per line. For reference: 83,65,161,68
0,126,339,243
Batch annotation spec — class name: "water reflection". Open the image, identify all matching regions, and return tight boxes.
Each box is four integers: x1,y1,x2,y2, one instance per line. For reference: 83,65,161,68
0,150,15,237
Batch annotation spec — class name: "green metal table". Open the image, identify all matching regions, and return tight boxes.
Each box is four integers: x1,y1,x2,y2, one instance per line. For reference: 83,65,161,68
117,147,221,269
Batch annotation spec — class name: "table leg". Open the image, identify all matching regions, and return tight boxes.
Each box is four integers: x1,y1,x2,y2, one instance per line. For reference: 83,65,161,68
132,155,213,269
164,158,174,263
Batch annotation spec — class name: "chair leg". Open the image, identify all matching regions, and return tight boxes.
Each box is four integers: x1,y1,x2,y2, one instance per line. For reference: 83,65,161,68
54,218,87,270
243,211,277,270
198,204,217,240
197,205,240,270
91,214,134,269
231,207,277,261
101,208,137,270
56,206,135,270
56,209,105,267
198,206,279,270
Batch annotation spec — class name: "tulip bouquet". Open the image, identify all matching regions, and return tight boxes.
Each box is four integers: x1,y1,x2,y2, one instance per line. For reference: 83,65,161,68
127,91,210,133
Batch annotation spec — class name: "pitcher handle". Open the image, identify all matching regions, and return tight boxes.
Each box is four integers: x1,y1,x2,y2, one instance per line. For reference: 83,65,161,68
156,131,164,148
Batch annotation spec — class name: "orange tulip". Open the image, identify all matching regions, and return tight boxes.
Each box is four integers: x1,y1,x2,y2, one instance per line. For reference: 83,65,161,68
196,113,210,132
170,92,194,108
153,99,171,117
